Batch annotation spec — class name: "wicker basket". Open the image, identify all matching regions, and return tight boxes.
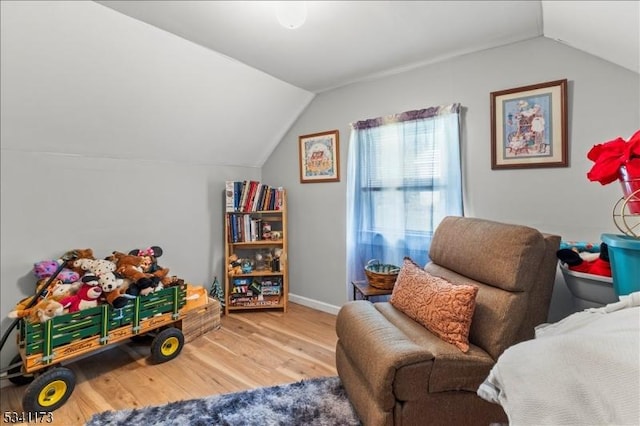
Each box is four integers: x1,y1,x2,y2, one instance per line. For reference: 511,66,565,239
364,259,401,290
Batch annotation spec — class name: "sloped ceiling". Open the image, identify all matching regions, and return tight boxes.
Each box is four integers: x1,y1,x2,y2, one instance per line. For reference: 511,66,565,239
542,1,639,76
3,1,637,169
98,1,639,93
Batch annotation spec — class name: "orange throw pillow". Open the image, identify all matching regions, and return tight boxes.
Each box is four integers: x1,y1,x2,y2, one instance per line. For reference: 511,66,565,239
390,257,478,352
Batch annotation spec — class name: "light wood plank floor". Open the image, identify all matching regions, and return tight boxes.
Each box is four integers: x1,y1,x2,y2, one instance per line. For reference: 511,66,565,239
0,303,338,426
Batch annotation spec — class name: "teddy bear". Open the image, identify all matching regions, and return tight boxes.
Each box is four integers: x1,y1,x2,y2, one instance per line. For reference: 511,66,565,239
33,260,80,284
8,299,65,324
59,282,103,313
556,242,611,277
228,253,243,276
109,251,151,282
107,251,164,297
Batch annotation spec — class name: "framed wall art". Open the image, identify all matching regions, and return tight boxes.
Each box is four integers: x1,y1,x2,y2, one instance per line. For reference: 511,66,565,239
490,79,568,170
298,130,340,183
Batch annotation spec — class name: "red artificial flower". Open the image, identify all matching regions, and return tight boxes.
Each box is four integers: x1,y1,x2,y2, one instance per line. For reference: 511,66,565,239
587,130,640,185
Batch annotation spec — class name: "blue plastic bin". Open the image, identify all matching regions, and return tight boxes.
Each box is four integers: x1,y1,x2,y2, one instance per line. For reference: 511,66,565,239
601,234,640,296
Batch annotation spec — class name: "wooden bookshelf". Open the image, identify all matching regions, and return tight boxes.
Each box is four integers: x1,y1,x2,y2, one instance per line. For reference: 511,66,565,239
224,185,288,315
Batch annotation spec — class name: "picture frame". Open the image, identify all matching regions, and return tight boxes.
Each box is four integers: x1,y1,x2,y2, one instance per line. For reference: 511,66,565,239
490,79,568,170
298,130,340,183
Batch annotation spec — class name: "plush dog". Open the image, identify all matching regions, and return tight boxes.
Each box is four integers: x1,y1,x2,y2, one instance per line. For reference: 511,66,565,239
72,258,129,308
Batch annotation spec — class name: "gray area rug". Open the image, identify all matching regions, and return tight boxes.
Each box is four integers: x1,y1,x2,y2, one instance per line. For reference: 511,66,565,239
85,376,361,426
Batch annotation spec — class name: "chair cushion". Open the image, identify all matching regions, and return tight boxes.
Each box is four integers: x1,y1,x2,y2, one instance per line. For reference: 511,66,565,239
390,257,479,352
428,216,546,292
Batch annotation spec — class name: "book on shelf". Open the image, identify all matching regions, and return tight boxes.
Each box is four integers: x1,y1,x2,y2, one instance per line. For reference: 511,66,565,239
225,180,284,213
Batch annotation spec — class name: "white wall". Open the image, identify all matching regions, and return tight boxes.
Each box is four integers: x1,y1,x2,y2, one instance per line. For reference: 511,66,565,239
0,0,314,366
263,37,640,321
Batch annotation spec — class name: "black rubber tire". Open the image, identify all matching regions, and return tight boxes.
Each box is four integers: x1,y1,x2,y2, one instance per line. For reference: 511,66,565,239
150,328,184,364
22,367,76,412
8,353,34,386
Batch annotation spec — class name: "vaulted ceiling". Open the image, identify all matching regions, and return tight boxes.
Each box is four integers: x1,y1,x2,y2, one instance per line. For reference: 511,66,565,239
4,1,637,170
98,1,639,93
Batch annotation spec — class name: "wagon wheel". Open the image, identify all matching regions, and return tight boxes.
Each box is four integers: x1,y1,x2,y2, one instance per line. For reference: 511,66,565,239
7,353,34,386
150,328,184,363
23,367,76,412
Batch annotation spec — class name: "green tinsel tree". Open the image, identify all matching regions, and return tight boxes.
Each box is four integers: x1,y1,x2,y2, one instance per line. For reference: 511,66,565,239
209,276,225,308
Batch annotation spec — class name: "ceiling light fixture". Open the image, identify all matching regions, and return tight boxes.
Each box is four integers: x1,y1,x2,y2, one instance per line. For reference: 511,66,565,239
276,2,307,30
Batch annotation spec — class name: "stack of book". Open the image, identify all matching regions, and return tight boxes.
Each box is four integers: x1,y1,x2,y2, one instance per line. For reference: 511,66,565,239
225,181,284,213
228,216,266,243
261,278,282,296
229,277,282,307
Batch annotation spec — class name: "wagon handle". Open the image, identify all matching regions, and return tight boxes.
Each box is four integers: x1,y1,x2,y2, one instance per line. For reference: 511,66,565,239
0,253,78,352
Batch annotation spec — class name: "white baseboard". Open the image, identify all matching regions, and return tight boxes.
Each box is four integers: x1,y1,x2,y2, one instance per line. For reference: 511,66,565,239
288,293,341,315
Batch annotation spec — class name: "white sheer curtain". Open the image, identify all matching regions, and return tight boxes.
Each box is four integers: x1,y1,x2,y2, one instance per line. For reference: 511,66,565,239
346,104,463,290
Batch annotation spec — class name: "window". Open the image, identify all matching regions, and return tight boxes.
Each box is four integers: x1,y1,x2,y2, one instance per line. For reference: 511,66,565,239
346,104,462,288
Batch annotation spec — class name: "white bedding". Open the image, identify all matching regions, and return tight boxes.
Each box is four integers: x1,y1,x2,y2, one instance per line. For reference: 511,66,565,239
478,292,640,426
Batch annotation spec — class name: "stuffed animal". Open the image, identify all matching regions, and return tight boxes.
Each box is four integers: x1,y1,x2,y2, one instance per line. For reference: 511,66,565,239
8,299,64,324
10,278,79,316
108,251,165,297
63,248,95,275
33,260,80,284
110,251,151,283
72,258,116,276
129,246,171,285
59,283,103,313
557,242,612,277
72,258,129,308
228,254,242,276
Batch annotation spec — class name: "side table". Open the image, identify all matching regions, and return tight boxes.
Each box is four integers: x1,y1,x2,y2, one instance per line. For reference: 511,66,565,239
352,280,393,301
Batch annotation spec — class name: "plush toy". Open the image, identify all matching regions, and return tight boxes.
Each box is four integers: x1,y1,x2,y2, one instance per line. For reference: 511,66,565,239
33,260,80,284
129,246,171,285
270,231,282,241
10,278,79,316
63,248,95,275
72,258,113,276
129,276,163,297
72,258,129,308
557,242,612,277
59,283,103,313
110,252,151,283
8,299,64,324
13,278,62,310
108,251,165,297
228,254,242,276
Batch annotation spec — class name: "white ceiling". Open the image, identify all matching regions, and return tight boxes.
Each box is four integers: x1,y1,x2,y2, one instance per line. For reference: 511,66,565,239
98,1,639,93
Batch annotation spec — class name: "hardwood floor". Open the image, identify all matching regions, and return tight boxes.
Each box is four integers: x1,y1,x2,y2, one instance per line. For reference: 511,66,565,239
0,303,339,426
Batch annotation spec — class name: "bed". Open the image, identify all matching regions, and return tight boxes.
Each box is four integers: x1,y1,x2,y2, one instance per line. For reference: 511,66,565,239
477,292,640,425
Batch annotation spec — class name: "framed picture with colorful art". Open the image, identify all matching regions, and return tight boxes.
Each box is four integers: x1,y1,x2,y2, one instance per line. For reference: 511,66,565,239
298,130,340,183
490,79,568,169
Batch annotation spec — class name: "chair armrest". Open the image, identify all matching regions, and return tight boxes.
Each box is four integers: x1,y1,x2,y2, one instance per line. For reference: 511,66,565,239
336,301,435,404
